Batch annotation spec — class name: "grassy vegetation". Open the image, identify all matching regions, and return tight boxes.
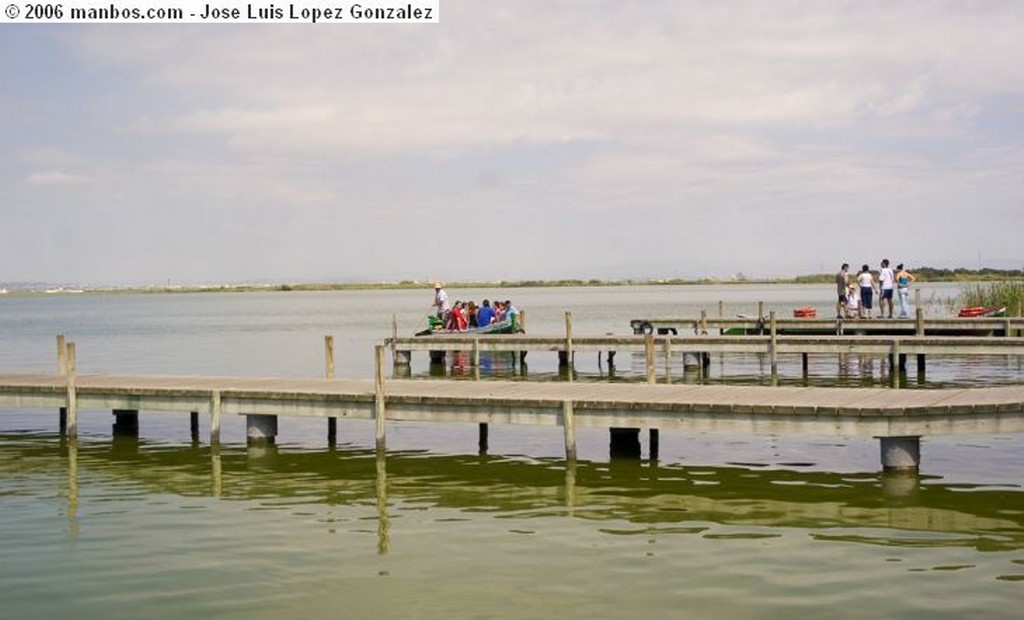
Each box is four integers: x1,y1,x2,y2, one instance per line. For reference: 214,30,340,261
959,281,1024,316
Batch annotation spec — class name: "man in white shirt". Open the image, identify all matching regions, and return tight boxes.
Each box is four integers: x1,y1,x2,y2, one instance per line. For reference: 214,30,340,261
878,259,895,318
433,282,450,319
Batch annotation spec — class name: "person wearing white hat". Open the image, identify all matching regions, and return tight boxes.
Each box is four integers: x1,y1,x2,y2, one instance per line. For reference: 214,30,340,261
433,282,450,320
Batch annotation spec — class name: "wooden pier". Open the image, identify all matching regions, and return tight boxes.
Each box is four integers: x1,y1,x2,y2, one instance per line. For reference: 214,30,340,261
3,368,1024,472
3,328,1023,472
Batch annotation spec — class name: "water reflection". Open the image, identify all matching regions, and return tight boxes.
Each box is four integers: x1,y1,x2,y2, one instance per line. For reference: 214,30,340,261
64,437,79,541
6,434,1022,554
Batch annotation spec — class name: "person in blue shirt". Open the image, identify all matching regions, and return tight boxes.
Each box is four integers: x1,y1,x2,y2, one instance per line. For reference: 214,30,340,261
476,299,495,328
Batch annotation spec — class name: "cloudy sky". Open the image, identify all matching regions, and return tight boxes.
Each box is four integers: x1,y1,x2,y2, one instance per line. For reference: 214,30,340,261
2,1,1022,285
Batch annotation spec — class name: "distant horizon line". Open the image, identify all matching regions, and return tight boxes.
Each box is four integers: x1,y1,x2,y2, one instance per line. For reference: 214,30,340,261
2,266,1023,294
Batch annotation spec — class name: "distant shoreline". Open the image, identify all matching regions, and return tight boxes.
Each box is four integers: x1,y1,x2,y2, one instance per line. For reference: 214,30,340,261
3,268,1022,296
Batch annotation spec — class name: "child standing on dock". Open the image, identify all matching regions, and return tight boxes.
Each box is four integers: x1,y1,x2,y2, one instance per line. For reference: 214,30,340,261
846,283,860,317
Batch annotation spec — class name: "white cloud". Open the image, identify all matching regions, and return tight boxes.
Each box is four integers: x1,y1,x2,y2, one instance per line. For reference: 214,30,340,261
3,1,1021,282
25,171,93,186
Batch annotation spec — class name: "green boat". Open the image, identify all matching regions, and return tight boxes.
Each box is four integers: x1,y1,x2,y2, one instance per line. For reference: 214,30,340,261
417,314,522,336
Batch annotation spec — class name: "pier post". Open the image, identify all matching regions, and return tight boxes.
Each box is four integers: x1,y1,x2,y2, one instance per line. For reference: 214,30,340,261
699,310,708,335
663,336,672,384
769,311,778,385
65,342,77,439
878,436,921,472
891,340,902,389
644,333,656,384
391,315,398,358
325,335,335,379
478,423,488,454
112,409,139,437
562,400,577,462
325,335,338,444
246,414,278,445
915,311,927,377
57,335,68,434
209,390,221,446
57,334,67,374
758,301,764,320
649,428,660,461
609,427,641,460
190,411,200,443
565,312,574,379
472,338,481,381
375,344,387,451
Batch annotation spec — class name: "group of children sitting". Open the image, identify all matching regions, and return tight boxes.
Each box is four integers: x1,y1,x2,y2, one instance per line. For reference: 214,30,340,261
441,298,518,331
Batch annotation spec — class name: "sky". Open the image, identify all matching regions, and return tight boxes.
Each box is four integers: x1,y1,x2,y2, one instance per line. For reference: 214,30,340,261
2,1,1023,286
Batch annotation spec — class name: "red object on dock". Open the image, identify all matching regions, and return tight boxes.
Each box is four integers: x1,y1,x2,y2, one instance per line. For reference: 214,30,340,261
793,307,817,318
957,305,1006,318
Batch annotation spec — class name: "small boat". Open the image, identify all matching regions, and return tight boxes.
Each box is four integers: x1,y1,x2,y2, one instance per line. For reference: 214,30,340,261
792,307,817,318
957,305,1007,318
417,315,522,336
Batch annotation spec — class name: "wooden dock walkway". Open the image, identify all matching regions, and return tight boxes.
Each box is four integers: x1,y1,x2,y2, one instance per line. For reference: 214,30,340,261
388,332,1024,384
3,370,1023,471
630,315,1024,336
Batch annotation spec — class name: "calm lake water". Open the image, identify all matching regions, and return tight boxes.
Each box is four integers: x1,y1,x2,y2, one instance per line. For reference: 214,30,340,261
1,284,1022,618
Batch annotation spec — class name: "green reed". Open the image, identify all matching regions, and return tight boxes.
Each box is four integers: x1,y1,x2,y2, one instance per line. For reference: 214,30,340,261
960,280,1024,315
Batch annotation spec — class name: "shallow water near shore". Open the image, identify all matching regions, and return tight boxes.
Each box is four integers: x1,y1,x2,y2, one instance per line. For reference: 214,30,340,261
1,284,1022,618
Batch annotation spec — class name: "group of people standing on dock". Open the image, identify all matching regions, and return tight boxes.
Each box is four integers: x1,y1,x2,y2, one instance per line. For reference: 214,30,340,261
432,283,518,331
836,260,916,319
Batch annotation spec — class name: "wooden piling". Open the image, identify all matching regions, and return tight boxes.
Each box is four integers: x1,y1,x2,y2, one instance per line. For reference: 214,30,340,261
892,340,902,389
57,334,67,375
65,342,77,439
565,311,574,381
326,335,337,443
375,344,386,451
190,411,199,443
325,336,335,379
769,311,778,384
663,336,672,384
644,333,656,384
57,335,67,434
472,338,481,381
